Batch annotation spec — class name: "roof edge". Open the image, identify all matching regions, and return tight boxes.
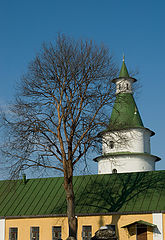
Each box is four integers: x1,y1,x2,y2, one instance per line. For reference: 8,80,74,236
121,220,157,228
94,152,161,162
4,210,165,219
101,127,155,137
112,76,137,83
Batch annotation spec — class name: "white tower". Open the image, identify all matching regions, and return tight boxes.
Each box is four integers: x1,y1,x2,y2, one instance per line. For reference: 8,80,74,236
94,58,160,174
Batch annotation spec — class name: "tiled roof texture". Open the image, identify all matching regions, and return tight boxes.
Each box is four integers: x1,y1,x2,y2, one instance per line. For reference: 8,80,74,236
1,170,165,217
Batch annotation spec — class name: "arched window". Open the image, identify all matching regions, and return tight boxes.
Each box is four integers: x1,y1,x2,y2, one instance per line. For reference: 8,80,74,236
109,141,114,149
126,83,129,90
112,169,117,174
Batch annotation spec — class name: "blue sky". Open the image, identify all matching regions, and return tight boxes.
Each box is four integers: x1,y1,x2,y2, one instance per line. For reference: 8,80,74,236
0,0,165,177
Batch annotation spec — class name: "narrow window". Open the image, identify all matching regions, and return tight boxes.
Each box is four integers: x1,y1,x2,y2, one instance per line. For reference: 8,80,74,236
109,141,114,149
52,226,61,240
136,224,147,240
119,84,121,90
82,226,92,240
126,83,129,90
30,227,39,240
9,228,18,240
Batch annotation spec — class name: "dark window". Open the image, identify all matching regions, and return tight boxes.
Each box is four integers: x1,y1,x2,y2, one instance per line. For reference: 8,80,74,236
82,226,92,240
109,141,114,149
112,169,117,174
119,84,121,90
30,227,39,240
52,226,62,240
126,83,129,90
9,228,18,240
137,224,147,240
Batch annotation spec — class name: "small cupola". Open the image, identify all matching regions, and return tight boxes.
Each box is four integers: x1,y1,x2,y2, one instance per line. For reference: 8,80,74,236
112,56,136,95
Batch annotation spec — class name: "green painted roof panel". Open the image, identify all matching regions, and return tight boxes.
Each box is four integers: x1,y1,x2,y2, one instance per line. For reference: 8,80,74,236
119,61,129,77
109,93,144,129
0,171,165,217
122,220,156,228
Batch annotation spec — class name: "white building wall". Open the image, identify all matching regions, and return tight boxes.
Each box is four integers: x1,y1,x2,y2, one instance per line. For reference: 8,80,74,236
102,128,152,155
0,219,5,240
144,131,151,153
98,154,156,174
152,213,163,240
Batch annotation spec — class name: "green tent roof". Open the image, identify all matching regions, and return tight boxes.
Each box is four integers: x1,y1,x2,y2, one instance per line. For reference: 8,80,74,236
1,170,165,217
119,60,129,77
109,93,144,130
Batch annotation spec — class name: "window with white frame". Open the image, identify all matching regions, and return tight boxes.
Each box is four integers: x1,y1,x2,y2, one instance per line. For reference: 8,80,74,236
52,226,62,240
82,226,92,240
30,227,39,240
9,228,18,240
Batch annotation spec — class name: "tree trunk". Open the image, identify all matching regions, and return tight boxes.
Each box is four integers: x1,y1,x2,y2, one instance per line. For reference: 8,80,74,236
65,179,77,239
64,144,77,239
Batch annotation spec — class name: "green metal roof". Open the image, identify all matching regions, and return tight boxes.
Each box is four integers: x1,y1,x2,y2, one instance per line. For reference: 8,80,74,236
119,60,129,77
1,170,165,217
121,220,157,228
109,93,144,130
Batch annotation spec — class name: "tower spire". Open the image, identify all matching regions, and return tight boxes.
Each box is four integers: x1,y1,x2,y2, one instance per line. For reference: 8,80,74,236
123,54,125,62
112,56,136,94
119,56,129,78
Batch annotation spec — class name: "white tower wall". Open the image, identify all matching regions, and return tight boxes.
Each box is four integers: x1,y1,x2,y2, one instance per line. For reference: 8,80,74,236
98,154,156,174
102,128,152,155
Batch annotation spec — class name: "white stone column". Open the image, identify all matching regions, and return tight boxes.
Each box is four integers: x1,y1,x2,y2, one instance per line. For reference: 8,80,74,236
153,213,163,240
0,219,5,240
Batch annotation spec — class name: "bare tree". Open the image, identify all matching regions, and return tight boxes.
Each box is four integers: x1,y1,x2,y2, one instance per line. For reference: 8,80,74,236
2,34,118,239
